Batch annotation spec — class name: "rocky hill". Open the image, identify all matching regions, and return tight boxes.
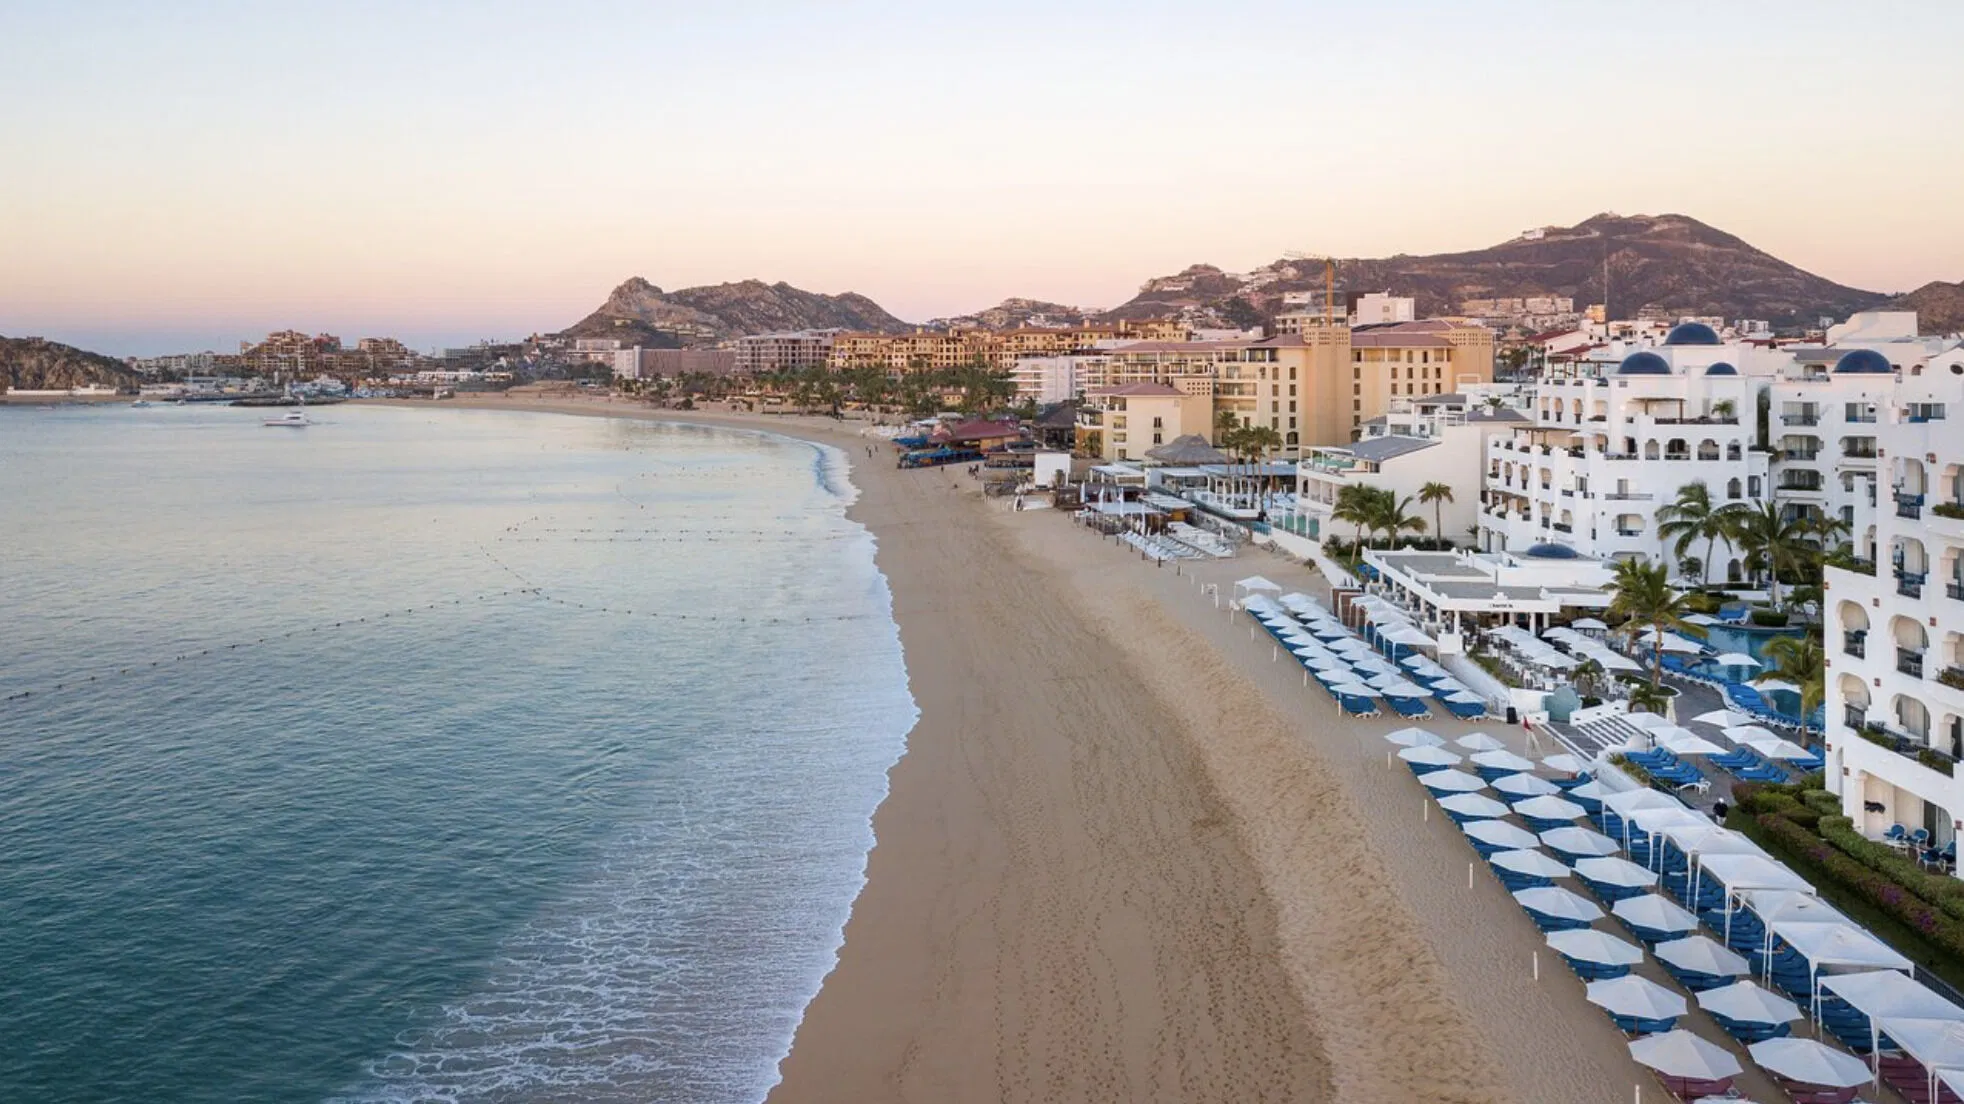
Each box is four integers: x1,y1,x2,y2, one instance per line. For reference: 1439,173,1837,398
1098,214,1891,331
1,335,137,392
561,277,911,345
1891,279,1964,335
927,297,1095,329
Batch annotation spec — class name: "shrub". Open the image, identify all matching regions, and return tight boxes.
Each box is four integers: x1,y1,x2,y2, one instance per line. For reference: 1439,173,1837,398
1757,813,1964,959
1581,695,1603,708
1684,592,1726,615
1748,791,1804,817
1750,609,1791,627
1934,502,1964,521
1608,755,1658,790
1801,789,1842,817
1817,815,1964,922
1918,749,1958,777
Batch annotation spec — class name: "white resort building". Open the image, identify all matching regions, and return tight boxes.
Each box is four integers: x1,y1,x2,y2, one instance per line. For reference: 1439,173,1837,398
1816,320,1964,847
1480,322,1778,578
1293,391,1528,541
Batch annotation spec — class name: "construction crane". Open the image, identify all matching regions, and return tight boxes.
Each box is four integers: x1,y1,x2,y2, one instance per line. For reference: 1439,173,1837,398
1284,251,1338,324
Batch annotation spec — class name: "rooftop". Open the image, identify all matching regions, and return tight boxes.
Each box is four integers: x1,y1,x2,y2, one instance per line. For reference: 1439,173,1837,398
1347,436,1439,463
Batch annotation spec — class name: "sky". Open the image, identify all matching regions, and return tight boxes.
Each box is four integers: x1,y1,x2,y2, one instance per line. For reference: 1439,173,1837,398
3,0,1962,356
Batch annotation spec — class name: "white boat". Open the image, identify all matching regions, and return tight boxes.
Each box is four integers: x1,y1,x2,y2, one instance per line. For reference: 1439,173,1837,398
264,408,310,428
130,399,152,407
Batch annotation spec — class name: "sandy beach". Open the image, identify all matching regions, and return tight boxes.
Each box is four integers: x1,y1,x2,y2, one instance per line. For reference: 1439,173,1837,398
385,395,1768,1103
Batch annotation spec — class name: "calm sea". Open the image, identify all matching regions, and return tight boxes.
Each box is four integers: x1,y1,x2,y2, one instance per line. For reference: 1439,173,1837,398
0,403,914,1102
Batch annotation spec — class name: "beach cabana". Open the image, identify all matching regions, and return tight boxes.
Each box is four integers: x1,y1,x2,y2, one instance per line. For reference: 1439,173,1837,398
1233,576,1282,604
1769,921,1913,1010
1546,929,1644,980
1819,970,1964,1057
1628,1030,1743,1100
1871,1017,1964,1104
1437,792,1510,823
1586,975,1687,1034
1397,745,1462,774
1491,772,1560,799
1693,854,1812,933
1654,935,1751,991
1513,795,1587,832
1748,1037,1872,1102
1573,855,1659,901
1461,819,1540,856
1513,885,1601,930
1610,893,1699,943
1491,849,1571,891
1698,979,1802,1043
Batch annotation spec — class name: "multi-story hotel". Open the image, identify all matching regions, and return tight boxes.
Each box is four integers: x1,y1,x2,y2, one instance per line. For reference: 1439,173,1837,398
1479,323,1777,573
827,320,1187,374
1073,382,1213,461
1804,317,1964,845
1295,390,1529,541
733,329,841,375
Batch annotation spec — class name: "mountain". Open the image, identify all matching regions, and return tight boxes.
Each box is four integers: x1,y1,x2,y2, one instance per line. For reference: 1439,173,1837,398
927,297,1095,330
1890,280,1964,335
1,335,137,392
1097,213,1892,331
561,277,911,345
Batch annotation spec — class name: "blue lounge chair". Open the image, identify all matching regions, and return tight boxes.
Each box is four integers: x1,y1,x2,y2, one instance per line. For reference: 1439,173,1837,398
1385,696,1431,719
1561,956,1631,981
1709,1012,1792,1044
1610,1013,1680,1035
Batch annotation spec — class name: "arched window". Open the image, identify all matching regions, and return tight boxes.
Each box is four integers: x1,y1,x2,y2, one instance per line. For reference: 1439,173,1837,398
1726,478,1742,500
1726,443,1741,461
1644,440,1660,460
1697,439,1720,461
1727,559,1743,583
1748,476,1762,498
1285,431,1299,446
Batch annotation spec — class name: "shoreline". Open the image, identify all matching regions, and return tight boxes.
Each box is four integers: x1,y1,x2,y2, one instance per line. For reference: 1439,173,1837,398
366,395,1727,1103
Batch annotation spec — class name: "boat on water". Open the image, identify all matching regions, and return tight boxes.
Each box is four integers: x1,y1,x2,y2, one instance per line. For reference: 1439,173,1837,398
130,399,152,407
264,408,311,428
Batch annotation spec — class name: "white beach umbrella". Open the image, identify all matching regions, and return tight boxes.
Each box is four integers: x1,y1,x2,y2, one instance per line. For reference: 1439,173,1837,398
1397,745,1462,769
1399,654,1435,670
1383,726,1445,748
1492,850,1572,880
1327,683,1380,699
1723,725,1779,743
1332,639,1377,656
1471,749,1536,773
1713,652,1760,668
1512,795,1587,823
1437,793,1510,820
1567,779,1614,804
1586,975,1687,1020
1542,753,1590,775
1611,894,1699,935
1756,678,1801,694
1546,929,1644,967
1374,679,1431,699
1419,769,1488,794
1574,855,1659,889
1444,690,1486,705
1492,772,1561,798
1524,650,1580,670
1514,885,1600,921
1748,1038,1872,1090
1235,575,1282,593
1683,613,1722,627
1658,635,1705,654
1462,820,1540,851
1543,627,1584,644
1698,980,1801,1026
1740,735,1814,761
1655,731,1727,757
1628,1030,1743,1081
1654,936,1750,978
1645,723,1703,746
1692,708,1754,728
1314,668,1355,685
1572,617,1609,630
1428,676,1471,693
1541,825,1622,857
1455,732,1508,752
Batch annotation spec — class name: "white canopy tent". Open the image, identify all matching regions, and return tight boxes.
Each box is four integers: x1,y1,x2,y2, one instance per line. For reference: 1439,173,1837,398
1820,969,1964,1064
1874,1017,1964,1103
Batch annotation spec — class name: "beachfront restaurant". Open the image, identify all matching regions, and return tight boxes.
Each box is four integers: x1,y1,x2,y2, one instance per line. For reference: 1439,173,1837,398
1361,545,1614,655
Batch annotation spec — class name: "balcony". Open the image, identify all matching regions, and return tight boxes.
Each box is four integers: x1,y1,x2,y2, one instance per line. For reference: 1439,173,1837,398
1850,724,1958,779
1553,522,1574,533
1845,704,1869,731
1897,573,1925,600
1844,444,1879,459
1615,529,1643,538
1780,450,1822,462
1898,649,1926,679
1663,451,1691,462
1844,635,1867,659
1781,414,1821,426
1602,492,1653,501
1950,581,1964,602
1898,500,1925,520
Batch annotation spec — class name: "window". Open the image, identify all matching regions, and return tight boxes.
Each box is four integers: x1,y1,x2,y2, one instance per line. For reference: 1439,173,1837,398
1354,383,1362,395
1288,384,1296,397
1288,401,1296,412
1152,416,1162,428
1353,400,1362,411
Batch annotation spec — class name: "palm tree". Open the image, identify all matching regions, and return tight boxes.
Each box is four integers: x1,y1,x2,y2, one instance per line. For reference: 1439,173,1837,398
1573,657,1605,700
1418,482,1454,549
1608,558,1695,687
1628,681,1675,716
1655,482,1744,588
1730,502,1811,609
1367,488,1428,549
1332,484,1374,563
1240,424,1284,512
1757,633,1825,717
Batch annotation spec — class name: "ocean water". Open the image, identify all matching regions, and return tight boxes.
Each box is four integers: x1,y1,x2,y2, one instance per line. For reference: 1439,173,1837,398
0,403,914,1102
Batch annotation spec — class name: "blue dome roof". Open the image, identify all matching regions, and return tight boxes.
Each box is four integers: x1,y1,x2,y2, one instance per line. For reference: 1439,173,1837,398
1833,348,1894,375
1523,543,1581,560
1664,322,1722,346
1618,351,1672,375
1704,361,1738,376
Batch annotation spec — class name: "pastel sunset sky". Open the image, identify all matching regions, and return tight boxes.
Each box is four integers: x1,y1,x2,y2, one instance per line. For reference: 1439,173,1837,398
4,0,1960,355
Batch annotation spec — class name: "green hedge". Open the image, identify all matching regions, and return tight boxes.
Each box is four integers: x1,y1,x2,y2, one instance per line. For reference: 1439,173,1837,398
1801,789,1842,817
1817,816,1964,922
1749,609,1791,627
1756,813,1964,960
